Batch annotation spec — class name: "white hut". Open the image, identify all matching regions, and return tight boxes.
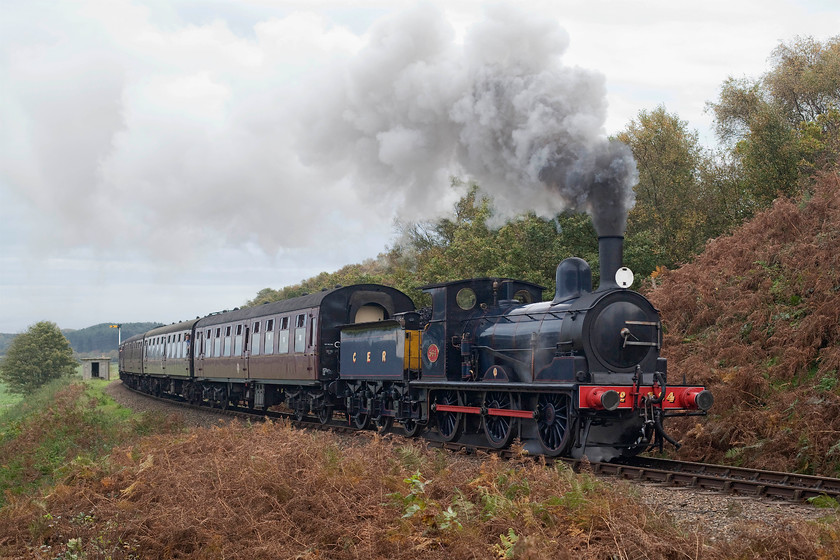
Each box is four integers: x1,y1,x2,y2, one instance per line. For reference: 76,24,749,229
81,357,112,380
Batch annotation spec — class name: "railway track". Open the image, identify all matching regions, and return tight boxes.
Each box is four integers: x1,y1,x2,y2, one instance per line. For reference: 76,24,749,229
123,384,840,504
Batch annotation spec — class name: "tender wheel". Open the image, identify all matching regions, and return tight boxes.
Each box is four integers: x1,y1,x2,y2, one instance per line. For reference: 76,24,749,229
536,393,572,456
435,390,461,442
375,414,394,434
351,409,370,430
317,405,333,425
293,405,305,422
401,417,423,438
483,391,518,449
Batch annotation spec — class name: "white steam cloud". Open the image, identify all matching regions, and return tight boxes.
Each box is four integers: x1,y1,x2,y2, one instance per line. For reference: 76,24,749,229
2,2,637,264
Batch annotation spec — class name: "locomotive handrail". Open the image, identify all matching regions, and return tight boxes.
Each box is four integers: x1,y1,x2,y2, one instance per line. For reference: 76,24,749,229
471,345,528,368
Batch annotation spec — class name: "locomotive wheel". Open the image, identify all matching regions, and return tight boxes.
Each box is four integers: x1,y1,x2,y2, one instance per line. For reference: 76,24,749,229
483,391,518,449
536,393,572,456
435,390,462,442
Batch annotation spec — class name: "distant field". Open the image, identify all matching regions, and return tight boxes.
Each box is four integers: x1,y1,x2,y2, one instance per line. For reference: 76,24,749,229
0,381,22,409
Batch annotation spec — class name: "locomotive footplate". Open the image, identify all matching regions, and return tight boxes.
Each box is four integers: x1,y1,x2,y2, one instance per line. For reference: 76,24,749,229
409,381,577,393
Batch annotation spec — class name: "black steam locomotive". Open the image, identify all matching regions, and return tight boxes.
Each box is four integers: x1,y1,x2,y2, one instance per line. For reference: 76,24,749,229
120,235,712,458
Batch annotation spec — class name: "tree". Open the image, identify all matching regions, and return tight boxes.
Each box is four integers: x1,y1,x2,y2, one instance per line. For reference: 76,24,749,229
617,106,707,268
708,36,840,203
0,321,77,395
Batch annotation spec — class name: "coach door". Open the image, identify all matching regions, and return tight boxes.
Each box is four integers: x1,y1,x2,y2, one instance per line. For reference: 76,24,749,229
233,323,247,379
196,329,208,377
243,324,251,379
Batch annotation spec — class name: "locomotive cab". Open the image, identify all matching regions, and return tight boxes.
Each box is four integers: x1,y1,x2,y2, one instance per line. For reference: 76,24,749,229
420,278,544,381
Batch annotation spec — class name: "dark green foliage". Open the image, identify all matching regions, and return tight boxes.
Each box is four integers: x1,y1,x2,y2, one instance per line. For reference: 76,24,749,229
248,36,839,311
247,181,618,307
0,322,77,395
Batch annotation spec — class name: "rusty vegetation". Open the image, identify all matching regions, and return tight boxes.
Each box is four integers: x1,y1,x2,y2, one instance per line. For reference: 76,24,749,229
0,379,838,559
0,401,839,560
650,172,840,475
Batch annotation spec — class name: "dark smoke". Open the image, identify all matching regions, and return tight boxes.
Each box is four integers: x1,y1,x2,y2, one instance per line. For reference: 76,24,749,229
539,139,637,236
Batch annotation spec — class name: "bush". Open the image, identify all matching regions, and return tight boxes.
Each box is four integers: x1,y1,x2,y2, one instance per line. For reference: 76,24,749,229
0,322,77,395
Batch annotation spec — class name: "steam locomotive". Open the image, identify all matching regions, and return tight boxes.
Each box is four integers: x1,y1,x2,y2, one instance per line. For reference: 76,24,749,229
119,235,712,459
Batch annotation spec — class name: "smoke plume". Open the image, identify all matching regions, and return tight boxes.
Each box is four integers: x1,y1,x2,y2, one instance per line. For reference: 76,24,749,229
296,4,638,236
3,2,638,262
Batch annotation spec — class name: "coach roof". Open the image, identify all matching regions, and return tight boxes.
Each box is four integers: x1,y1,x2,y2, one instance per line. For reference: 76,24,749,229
194,284,411,328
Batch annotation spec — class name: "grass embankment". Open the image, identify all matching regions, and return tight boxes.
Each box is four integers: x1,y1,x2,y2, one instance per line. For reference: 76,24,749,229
0,381,23,410
0,378,182,507
0,381,838,559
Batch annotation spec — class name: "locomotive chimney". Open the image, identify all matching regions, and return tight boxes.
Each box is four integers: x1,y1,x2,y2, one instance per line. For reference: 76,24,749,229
597,235,624,291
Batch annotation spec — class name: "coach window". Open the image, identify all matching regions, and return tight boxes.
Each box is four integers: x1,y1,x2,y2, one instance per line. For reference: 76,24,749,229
252,321,261,356
264,319,275,354
214,328,222,357
224,326,232,357
234,325,243,356
294,313,306,353
278,316,290,353
177,334,183,358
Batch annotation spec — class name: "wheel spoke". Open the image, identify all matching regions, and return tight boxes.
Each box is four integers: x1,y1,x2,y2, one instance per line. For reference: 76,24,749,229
537,393,571,456
483,391,517,449
435,391,461,442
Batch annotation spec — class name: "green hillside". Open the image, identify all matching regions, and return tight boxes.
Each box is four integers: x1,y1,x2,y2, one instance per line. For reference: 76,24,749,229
0,323,162,358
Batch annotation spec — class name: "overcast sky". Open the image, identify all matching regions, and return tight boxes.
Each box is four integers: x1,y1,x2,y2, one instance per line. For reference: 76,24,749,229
1,0,838,334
